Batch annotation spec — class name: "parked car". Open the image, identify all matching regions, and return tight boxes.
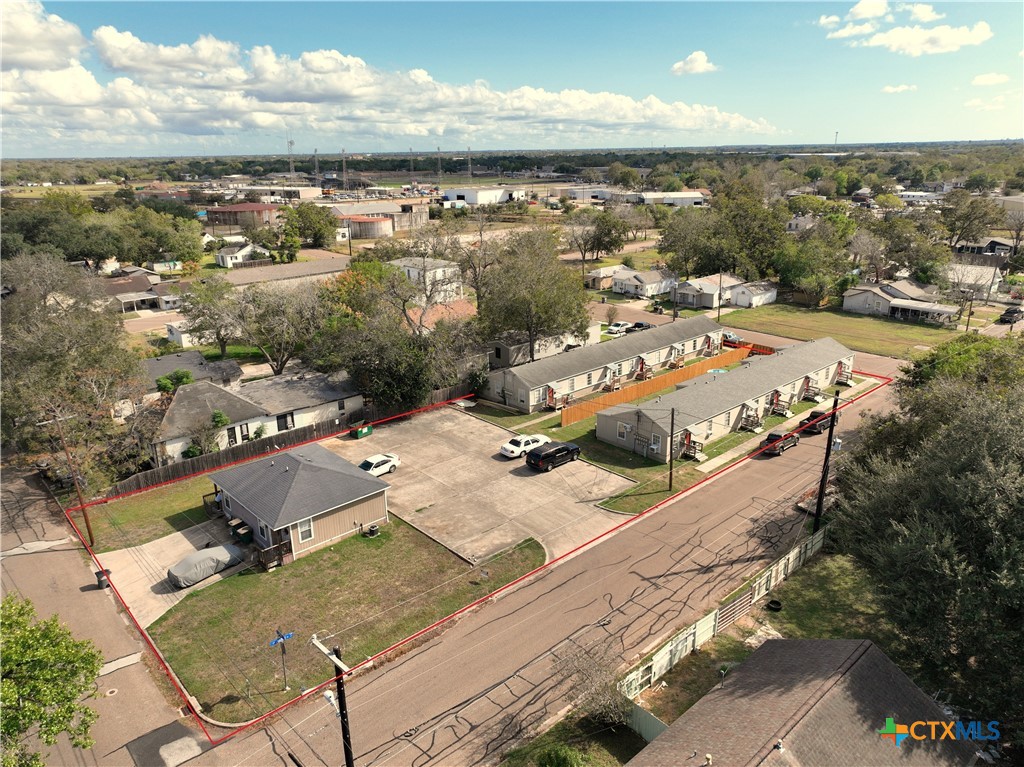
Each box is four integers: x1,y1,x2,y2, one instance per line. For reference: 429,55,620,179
500,434,551,459
359,453,401,476
167,544,244,589
606,321,633,335
761,431,799,455
625,321,654,333
996,307,1023,324
722,330,744,344
799,410,839,435
526,441,581,472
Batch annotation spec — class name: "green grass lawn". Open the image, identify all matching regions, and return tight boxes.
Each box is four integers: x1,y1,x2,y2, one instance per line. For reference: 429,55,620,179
149,519,545,723
198,344,266,364
500,714,647,767
91,475,215,553
470,402,552,431
720,304,957,359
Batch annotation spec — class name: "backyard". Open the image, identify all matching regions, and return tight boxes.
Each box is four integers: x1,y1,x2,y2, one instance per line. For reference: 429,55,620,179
149,518,545,723
720,304,957,359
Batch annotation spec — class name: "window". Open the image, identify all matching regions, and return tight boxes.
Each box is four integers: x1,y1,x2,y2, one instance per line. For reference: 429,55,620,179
617,422,628,441
651,434,662,453
586,372,593,386
337,400,345,413
276,412,295,431
227,426,237,446
257,521,271,544
691,340,698,352
616,362,623,375
224,496,231,510
495,346,502,359
239,423,250,442
568,378,575,393
297,519,313,543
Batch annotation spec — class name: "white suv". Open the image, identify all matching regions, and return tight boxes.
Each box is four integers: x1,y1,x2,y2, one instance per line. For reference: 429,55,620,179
606,321,632,335
500,434,551,458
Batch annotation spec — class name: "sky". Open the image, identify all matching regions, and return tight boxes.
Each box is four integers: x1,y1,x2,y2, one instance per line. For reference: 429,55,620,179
1,1,1021,159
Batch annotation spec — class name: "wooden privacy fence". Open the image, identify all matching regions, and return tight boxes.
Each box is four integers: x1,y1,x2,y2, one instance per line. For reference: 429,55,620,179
560,347,753,427
618,527,827,702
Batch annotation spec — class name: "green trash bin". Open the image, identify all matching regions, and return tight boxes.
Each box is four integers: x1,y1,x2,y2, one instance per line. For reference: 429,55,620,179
354,424,373,439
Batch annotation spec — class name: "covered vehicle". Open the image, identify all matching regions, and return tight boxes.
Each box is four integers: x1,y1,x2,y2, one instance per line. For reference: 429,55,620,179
167,544,244,589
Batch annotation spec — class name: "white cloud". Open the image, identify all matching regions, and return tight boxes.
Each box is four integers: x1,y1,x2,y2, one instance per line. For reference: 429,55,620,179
857,21,993,56
1,0,88,70
848,0,889,20
818,14,841,27
827,22,877,39
92,26,248,87
882,84,917,93
972,72,1009,86
964,95,1006,112
670,51,718,76
897,3,945,22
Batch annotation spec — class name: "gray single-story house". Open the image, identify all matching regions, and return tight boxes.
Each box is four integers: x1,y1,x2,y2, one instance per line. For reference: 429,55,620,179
595,337,854,462
210,444,389,567
612,268,676,298
732,280,778,308
671,273,744,308
843,285,958,323
481,316,724,413
626,639,978,767
490,322,602,370
153,373,363,464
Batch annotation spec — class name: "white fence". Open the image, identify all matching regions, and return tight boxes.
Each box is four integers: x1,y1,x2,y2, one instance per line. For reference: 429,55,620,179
620,528,827,703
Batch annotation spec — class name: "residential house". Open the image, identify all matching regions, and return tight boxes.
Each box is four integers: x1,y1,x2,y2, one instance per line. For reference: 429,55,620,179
595,337,854,462
152,372,362,464
205,203,282,230
945,261,1003,297
388,257,464,304
215,243,272,269
151,282,186,311
585,265,629,290
209,444,389,566
878,278,940,302
442,187,527,205
489,322,603,370
732,280,778,308
842,284,958,323
626,639,978,767
146,259,182,273
166,321,199,349
481,316,723,413
785,215,816,233
671,273,744,308
952,237,1013,256
142,351,242,400
612,268,676,298
103,273,160,312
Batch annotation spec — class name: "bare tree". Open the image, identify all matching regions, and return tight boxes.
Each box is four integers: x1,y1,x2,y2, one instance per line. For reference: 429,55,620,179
552,640,631,727
1005,210,1024,264
846,230,888,283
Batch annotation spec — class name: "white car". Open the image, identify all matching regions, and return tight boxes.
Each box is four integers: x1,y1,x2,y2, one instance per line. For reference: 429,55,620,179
359,453,401,476
500,434,551,459
606,321,633,335
722,330,744,344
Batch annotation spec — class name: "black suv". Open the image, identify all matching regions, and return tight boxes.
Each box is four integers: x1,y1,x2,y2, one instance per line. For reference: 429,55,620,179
526,441,581,472
761,431,799,456
798,410,839,435
997,307,1023,324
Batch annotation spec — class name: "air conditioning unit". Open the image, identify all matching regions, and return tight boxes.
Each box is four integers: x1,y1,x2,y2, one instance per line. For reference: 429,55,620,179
624,424,632,432
649,444,657,451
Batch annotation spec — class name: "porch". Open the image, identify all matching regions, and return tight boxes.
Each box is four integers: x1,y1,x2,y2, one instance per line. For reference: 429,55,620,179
203,492,294,570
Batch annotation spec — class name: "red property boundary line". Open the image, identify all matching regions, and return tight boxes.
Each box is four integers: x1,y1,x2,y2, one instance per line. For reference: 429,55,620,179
62,373,893,746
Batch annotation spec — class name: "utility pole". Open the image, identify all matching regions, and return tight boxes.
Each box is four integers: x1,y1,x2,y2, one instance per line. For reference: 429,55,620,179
53,412,95,547
310,634,356,767
410,148,414,176
964,291,975,332
812,390,841,534
668,408,676,491
313,149,319,190
342,148,348,191
437,146,442,189
287,136,295,177
717,269,724,322
467,146,472,181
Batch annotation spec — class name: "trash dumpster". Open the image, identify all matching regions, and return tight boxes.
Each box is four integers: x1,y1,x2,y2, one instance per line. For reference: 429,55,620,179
354,424,373,439
234,525,253,545
95,569,112,589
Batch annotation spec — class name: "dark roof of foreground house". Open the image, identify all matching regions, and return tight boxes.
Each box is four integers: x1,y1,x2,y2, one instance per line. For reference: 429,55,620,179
157,381,266,442
210,444,389,529
239,372,359,415
627,639,980,767
600,337,853,431
506,316,722,389
143,351,242,393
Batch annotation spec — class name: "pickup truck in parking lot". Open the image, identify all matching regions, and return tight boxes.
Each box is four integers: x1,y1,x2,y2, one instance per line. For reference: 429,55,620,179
761,431,799,455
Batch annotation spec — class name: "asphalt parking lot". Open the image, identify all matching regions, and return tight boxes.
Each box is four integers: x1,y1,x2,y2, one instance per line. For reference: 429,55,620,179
321,406,634,563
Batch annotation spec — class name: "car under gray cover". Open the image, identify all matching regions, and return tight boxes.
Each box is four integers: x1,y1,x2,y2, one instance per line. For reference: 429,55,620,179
167,544,244,588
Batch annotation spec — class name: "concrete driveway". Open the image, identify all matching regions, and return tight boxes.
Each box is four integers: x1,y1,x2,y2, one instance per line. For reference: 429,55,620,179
98,519,244,628
321,407,633,563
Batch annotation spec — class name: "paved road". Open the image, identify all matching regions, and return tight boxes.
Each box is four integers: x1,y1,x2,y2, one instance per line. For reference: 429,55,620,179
0,467,195,766
124,310,183,334
187,363,892,767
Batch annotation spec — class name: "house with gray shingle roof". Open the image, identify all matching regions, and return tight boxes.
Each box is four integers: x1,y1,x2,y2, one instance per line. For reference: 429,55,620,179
210,444,389,563
595,338,854,462
611,268,676,298
152,373,363,464
626,639,978,767
481,316,724,413
143,351,242,396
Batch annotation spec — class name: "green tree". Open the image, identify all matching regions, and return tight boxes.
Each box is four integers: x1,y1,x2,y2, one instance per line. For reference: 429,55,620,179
939,189,1004,248
178,275,238,357
155,369,195,393
873,193,904,211
831,375,1024,746
657,207,719,280
234,283,327,375
479,229,589,361
336,316,433,411
280,202,337,249
1,596,104,767
898,333,1024,391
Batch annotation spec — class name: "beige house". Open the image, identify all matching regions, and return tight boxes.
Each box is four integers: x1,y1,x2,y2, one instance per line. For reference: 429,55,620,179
209,444,389,567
